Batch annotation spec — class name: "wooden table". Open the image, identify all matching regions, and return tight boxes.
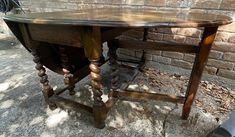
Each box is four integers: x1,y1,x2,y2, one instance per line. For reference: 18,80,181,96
3,7,232,129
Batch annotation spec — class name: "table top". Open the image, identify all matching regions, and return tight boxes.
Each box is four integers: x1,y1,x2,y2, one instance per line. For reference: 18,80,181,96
4,7,233,28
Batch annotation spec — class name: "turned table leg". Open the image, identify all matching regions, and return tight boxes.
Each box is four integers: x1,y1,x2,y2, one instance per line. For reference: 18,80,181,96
59,46,76,95
82,26,107,128
108,40,119,91
89,59,106,128
182,27,218,119
31,49,56,109
89,59,106,129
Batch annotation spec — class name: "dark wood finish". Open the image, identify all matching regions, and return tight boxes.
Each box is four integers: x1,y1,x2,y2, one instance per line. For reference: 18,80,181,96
114,40,200,53
4,8,232,129
32,49,55,99
102,28,130,42
107,40,119,90
18,23,57,109
83,27,102,59
113,90,185,104
28,24,82,47
182,27,218,119
4,8,232,27
83,26,107,128
49,95,93,113
59,46,76,95
89,59,106,129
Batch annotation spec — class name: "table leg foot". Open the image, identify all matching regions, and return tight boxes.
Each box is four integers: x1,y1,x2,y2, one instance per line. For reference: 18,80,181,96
93,105,106,129
89,59,106,129
48,103,58,110
182,27,218,119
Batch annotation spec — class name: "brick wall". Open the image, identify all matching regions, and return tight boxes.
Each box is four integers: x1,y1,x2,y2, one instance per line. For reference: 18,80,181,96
1,0,235,80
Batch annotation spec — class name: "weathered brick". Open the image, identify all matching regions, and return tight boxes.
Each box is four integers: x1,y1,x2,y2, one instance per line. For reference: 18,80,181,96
223,52,235,62
125,0,144,5
166,0,189,7
162,51,184,59
218,69,235,80
118,48,135,57
207,59,234,70
66,3,78,9
46,2,67,8
209,50,223,59
145,54,152,61
189,9,207,14
228,34,235,43
163,34,186,43
156,28,172,34
135,51,144,58
220,0,235,10
219,22,235,33
215,32,231,42
152,55,171,64
212,42,235,52
147,33,163,41
144,0,165,6
204,66,217,75
184,54,195,63
207,10,234,17
185,37,200,45
57,0,69,2
171,59,192,69
111,0,125,4
171,28,201,38
145,50,161,56
191,0,222,9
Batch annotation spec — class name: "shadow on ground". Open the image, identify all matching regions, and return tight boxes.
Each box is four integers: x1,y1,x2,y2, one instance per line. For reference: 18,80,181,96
0,38,234,137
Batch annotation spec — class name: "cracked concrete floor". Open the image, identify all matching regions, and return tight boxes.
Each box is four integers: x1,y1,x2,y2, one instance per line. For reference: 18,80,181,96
0,39,234,137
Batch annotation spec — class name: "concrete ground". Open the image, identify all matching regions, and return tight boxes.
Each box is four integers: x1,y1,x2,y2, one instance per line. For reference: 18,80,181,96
0,36,235,137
